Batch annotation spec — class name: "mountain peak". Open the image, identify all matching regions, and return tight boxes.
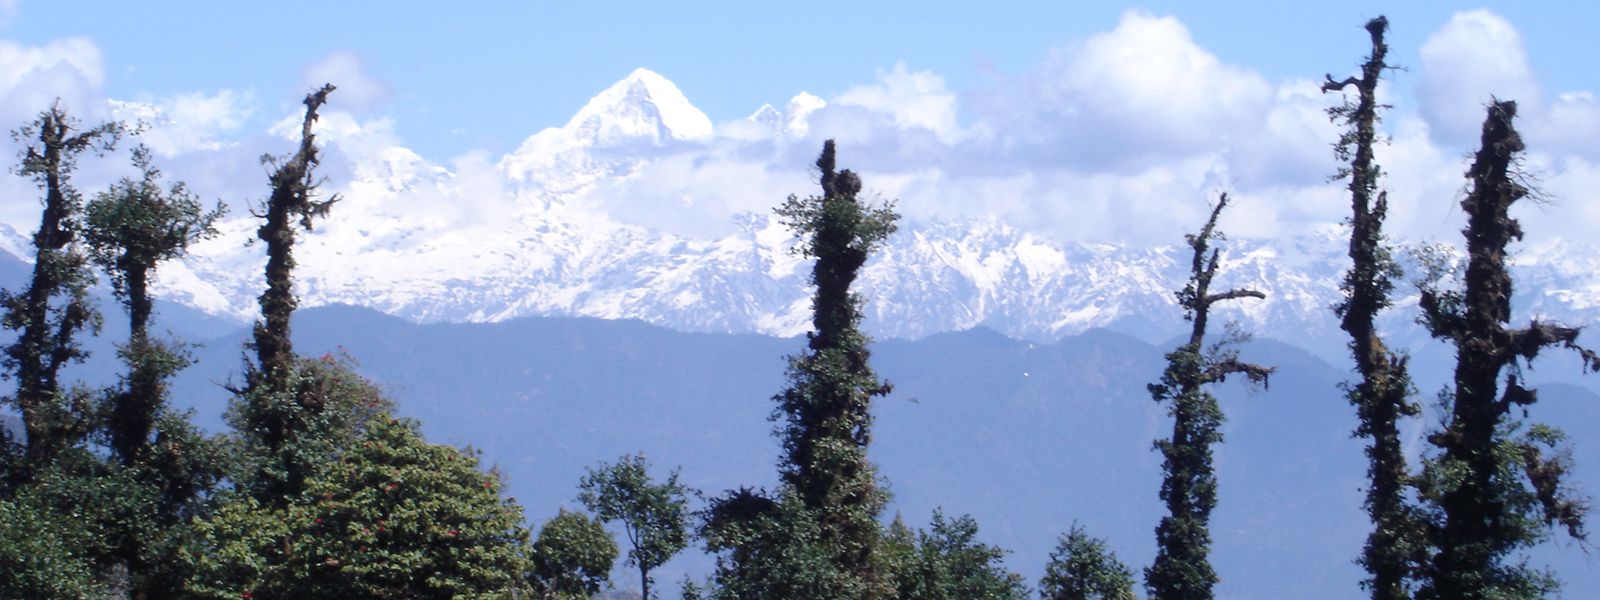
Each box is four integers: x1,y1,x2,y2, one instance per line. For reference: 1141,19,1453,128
565,67,713,147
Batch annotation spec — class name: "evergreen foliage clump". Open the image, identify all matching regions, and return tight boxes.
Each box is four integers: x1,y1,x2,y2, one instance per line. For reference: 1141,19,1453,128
1413,100,1597,600
0,485,108,598
1322,16,1426,599
699,487,859,599
1040,525,1136,600
225,354,394,504
1145,194,1271,600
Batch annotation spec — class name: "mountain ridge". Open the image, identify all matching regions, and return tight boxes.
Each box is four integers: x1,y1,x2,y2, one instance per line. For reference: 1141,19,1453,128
12,68,1596,366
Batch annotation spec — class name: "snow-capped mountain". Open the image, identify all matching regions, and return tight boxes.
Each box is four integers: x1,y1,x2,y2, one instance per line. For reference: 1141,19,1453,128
499,68,713,196
15,68,1600,359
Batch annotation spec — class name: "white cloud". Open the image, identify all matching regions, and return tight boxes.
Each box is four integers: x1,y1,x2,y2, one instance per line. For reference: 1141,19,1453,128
111,89,253,156
970,10,1274,172
0,38,105,124
301,51,390,111
1417,10,1538,147
835,63,960,142
573,147,815,239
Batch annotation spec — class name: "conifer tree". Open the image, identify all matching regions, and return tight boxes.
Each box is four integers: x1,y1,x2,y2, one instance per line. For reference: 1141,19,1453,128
1040,525,1136,600
1414,100,1596,600
1322,16,1425,599
772,139,898,594
1,102,119,469
84,144,224,466
1145,194,1271,600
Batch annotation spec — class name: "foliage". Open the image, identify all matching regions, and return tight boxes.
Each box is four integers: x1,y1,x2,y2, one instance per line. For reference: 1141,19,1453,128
1,101,120,468
1145,195,1270,600
1412,98,1598,600
765,139,898,597
884,510,1029,600
699,487,862,599
532,508,619,599
0,493,106,598
1322,16,1425,599
579,453,691,600
84,143,223,466
84,144,225,335
1040,525,1136,600
226,354,394,503
247,85,339,495
185,415,532,599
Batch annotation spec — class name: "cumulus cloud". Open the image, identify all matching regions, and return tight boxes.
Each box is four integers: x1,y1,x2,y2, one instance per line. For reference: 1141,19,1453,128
835,63,960,142
301,51,390,111
1417,10,1539,147
0,38,105,124
111,89,253,156
969,10,1274,173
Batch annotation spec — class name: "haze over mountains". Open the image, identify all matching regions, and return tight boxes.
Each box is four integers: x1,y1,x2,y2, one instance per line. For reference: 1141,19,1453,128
40,298,1598,600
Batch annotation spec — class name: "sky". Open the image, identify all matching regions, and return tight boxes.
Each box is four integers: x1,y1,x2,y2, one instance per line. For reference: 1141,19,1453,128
3,1,1599,248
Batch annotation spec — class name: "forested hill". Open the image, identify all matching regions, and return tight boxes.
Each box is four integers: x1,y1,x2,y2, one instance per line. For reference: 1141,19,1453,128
35,297,1591,599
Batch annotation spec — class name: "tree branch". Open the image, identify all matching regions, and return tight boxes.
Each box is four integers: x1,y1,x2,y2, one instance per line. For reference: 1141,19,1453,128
1321,74,1360,93
1202,288,1265,307
1202,358,1273,388
1507,321,1582,362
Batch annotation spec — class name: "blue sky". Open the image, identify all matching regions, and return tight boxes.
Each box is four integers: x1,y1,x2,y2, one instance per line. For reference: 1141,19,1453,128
3,1,1599,247
7,1,1596,158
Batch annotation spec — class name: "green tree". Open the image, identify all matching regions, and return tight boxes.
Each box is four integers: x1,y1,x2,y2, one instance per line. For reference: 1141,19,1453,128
699,487,857,599
235,84,339,502
1414,100,1596,600
186,410,532,599
1321,16,1425,599
1144,194,1272,600
251,84,337,395
225,354,393,504
532,508,619,599
698,140,899,600
885,510,1029,600
0,491,106,598
1318,16,1433,598
579,453,690,600
83,143,223,466
1040,525,1136,600
1,101,120,469
773,139,898,596
0,448,160,598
